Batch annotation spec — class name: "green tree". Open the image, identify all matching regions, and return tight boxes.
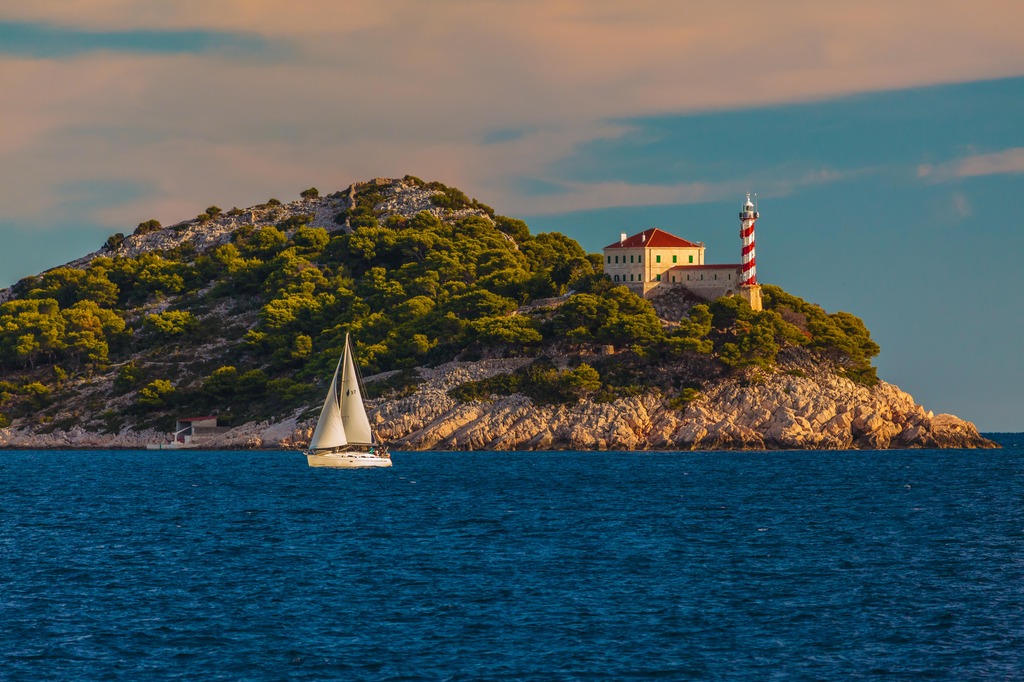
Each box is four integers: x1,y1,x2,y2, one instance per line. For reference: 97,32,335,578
668,304,714,354
468,315,543,346
237,369,269,396
138,379,175,407
238,226,287,259
0,298,64,368
61,300,125,366
145,310,198,337
493,215,530,242
291,226,329,255
202,366,238,397
114,361,145,393
561,363,602,396
291,334,313,360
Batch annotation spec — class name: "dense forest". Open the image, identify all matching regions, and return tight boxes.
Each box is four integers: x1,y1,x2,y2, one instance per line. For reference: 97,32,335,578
0,177,879,434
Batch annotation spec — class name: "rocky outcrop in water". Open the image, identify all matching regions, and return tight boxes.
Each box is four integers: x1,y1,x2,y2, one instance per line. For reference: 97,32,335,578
0,358,995,451
358,359,995,451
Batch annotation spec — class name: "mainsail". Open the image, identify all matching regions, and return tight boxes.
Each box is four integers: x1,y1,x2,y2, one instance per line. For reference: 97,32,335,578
308,354,347,451
339,333,374,445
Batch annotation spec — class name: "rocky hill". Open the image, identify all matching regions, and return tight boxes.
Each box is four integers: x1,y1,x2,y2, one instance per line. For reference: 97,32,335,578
0,177,995,450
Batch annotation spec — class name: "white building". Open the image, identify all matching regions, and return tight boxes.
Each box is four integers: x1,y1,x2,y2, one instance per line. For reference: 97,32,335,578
601,196,763,310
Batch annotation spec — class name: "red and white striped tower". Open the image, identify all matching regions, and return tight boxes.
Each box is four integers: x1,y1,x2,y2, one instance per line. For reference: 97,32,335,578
739,193,759,286
737,193,763,310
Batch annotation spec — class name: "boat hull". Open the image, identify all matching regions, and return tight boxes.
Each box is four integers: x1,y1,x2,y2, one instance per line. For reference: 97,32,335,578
306,450,392,468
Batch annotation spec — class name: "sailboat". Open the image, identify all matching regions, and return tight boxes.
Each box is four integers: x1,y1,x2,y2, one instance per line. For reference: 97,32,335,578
305,333,392,468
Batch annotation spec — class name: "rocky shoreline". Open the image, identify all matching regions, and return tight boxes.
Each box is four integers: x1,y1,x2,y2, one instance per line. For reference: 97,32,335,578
0,358,997,451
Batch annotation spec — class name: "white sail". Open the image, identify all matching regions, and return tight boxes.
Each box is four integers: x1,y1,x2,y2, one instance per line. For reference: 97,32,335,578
308,355,347,451
339,333,374,444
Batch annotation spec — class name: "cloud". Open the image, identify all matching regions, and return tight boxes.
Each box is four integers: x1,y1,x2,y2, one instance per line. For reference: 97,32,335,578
917,147,1024,183
955,148,1024,178
1,0,1023,238
510,165,861,215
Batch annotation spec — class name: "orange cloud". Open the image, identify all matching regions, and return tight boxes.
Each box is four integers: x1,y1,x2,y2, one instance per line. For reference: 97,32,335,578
955,148,1024,178
1,0,1023,230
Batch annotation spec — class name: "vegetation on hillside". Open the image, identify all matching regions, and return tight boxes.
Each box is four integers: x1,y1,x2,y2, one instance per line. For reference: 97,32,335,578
0,179,880,432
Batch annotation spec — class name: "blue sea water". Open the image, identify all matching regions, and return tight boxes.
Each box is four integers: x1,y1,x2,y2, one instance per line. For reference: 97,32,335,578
2,437,1023,680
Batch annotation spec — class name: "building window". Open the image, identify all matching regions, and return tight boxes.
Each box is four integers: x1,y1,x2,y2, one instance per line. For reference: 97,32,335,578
630,255,634,263
671,275,676,282
656,255,661,263
700,274,704,280
688,255,693,263
714,274,717,280
630,274,634,281
672,255,677,263
656,274,661,281
639,255,642,263
606,256,610,264
687,274,690,281
615,255,619,264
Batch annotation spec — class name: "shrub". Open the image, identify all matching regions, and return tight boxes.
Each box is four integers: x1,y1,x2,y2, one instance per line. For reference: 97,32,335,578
278,214,314,232
449,372,521,402
561,363,601,396
138,379,174,407
145,310,199,337
265,377,310,404
114,361,145,393
494,216,530,242
202,366,238,397
364,369,421,400
237,369,268,396
134,219,162,236
104,233,125,251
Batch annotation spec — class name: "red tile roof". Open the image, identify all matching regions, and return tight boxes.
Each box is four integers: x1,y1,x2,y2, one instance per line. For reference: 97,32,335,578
604,228,702,250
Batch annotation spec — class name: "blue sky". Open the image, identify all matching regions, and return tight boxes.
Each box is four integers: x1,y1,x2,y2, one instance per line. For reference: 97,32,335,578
525,78,1024,430
1,1,1022,430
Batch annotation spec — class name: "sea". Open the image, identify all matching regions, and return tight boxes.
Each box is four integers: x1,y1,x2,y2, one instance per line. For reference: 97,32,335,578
2,435,1023,681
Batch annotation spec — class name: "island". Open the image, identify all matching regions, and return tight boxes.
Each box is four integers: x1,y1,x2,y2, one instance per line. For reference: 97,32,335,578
0,177,995,450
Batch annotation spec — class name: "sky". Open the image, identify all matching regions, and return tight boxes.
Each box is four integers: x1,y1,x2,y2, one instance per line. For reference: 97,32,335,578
1,0,1022,430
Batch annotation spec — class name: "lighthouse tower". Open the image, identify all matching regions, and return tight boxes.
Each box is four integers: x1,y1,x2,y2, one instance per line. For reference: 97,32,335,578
738,193,763,311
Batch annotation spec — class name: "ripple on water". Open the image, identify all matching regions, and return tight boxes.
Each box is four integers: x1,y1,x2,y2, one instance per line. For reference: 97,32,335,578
1,446,1023,680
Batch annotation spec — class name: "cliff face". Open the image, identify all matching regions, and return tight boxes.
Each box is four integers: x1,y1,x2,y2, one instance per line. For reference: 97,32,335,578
0,357,995,451
365,359,995,451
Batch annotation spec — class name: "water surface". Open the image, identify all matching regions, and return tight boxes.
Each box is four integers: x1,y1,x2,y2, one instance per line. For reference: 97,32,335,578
3,439,1023,679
